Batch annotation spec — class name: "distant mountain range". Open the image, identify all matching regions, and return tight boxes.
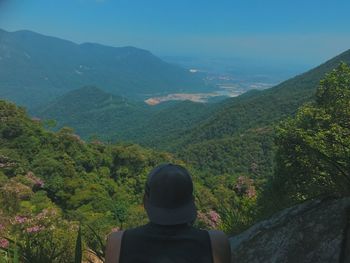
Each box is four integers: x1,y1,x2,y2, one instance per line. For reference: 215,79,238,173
0,28,209,108
35,48,350,176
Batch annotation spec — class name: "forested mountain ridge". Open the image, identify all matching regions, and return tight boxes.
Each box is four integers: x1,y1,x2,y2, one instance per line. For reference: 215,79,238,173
170,50,350,175
178,48,350,146
48,48,349,151
34,49,350,177
0,28,209,108
34,86,216,144
34,86,152,140
111,99,218,148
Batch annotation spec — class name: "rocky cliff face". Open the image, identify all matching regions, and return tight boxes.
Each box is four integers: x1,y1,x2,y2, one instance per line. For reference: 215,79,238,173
230,197,350,263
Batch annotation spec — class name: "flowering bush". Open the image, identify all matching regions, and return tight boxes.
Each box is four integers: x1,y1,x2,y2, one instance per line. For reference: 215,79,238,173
235,176,257,198
0,238,9,249
196,210,222,229
1,208,77,263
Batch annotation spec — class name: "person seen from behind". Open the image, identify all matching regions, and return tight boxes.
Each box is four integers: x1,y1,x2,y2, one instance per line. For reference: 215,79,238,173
105,163,231,263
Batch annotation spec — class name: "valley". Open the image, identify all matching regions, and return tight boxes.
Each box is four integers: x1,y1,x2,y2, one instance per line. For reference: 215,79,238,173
144,58,283,105
0,25,350,262
144,90,236,105
144,79,274,105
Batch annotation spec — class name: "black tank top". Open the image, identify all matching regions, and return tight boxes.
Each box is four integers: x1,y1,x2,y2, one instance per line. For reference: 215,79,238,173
119,222,213,263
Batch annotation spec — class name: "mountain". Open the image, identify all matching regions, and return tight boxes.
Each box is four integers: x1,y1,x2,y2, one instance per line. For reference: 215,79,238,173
0,28,209,108
178,49,350,146
2,59,349,263
39,49,350,173
34,47,350,177
34,86,151,140
120,100,217,149
34,86,216,143
172,49,350,175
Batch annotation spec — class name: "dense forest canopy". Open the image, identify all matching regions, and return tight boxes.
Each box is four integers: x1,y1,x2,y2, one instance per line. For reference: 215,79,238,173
1,62,349,262
0,99,257,261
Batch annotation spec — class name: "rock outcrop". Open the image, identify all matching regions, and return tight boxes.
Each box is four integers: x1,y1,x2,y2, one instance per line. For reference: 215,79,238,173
230,197,350,263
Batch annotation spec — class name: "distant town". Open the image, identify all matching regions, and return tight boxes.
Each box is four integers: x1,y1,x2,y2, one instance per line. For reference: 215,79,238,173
145,69,275,105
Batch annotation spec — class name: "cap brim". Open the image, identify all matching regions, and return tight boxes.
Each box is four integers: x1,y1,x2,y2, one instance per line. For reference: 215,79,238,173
145,199,197,226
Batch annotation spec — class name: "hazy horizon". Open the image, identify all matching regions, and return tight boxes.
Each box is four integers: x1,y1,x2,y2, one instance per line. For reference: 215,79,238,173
1,0,350,68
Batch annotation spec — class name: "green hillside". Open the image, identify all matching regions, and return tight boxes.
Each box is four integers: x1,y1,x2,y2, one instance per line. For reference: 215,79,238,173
1,99,259,261
0,28,209,108
171,50,350,176
119,100,217,149
34,86,216,144
179,127,275,177
1,63,349,261
179,49,350,145
34,86,152,140
34,49,350,179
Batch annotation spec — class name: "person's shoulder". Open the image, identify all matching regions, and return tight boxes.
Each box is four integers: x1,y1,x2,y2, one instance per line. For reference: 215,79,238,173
105,230,125,263
107,230,124,242
208,230,231,263
208,229,228,239
208,229,230,247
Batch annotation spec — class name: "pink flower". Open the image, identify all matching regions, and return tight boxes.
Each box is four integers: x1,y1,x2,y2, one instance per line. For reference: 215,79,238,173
247,185,257,198
209,210,220,224
15,215,28,224
0,224,4,231
234,176,256,198
198,210,221,229
26,225,44,233
0,238,9,248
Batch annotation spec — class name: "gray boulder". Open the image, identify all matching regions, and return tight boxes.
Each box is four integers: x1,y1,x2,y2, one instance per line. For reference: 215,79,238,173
230,197,350,263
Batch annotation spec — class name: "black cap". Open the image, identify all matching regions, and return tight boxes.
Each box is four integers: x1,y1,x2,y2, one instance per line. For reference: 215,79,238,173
144,163,197,225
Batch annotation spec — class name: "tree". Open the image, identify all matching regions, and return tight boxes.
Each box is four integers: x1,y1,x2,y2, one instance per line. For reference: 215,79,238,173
263,63,350,210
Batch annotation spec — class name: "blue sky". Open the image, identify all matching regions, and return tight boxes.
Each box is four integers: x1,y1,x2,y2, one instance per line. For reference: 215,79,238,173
1,0,350,66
